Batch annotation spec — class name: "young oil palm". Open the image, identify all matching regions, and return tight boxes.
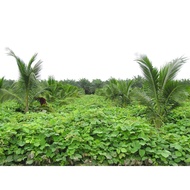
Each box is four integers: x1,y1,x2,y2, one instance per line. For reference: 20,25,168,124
43,76,82,102
104,78,133,106
5,48,42,113
136,55,187,127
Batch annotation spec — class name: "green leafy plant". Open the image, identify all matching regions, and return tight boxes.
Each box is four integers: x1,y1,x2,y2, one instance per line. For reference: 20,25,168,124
1,95,189,166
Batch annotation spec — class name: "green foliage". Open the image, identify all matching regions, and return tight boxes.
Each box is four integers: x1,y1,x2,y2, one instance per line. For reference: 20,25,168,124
135,55,188,127
1,95,189,166
167,101,190,123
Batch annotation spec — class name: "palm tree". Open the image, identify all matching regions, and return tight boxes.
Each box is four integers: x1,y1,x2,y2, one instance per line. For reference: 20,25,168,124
135,55,187,127
43,76,82,102
5,48,42,113
78,78,92,94
44,76,61,101
104,78,133,106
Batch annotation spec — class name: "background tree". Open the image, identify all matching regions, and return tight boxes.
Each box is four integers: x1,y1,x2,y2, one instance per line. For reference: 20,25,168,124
78,78,92,94
91,79,104,94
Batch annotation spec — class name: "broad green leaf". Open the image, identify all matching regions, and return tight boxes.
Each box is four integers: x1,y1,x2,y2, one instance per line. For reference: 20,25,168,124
139,141,146,146
131,148,139,153
159,150,171,158
92,129,103,134
184,158,190,163
23,128,30,133
121,148,127,153
119,153,125,159
174,158,181,163
138,133,149,141
145,147,154,153
15,149,21,155
56,158,63,161
71,154,82,160
17,141,25,147
110,132,119,137
6,155,13,162
139,149,145,157
108,159,114,164
34,142,40,147
131,141,141,153
105,154,112,159
26,160,34,165
175,151,182,157
173,144,182,150
116,149,120,154
121,126,128,131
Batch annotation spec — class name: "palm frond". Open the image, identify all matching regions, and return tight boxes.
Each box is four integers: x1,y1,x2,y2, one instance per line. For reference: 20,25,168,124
133,88,152,107
159,56,187,91
28,53,38,68
32,60,42,79
163,80,187,105
6,48,27,77
0,77,5,88
47,76,56,85
136,55,159,100
0,88,22,104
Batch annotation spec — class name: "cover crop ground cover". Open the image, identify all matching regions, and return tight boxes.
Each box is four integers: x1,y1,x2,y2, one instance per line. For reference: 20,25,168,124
0,95,190,165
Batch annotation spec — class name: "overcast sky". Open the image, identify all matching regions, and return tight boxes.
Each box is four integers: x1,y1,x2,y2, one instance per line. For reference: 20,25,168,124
0,0,190,81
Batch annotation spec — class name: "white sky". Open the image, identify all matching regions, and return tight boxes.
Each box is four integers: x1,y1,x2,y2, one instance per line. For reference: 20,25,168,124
0,0,190,81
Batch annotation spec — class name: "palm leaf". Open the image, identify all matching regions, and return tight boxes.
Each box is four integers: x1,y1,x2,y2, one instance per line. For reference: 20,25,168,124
32,60,42,79
163,80,187,105
0,77,4,88
159,56,187,91
28,53,38,68
136,55,159,101
0,88,22,104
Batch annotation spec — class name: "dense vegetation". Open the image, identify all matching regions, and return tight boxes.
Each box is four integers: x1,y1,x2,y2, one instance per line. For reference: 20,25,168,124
0,50,190,166
1,95,190,166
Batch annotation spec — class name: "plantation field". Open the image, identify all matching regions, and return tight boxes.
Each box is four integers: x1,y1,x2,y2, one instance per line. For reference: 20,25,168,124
0,95,190,166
